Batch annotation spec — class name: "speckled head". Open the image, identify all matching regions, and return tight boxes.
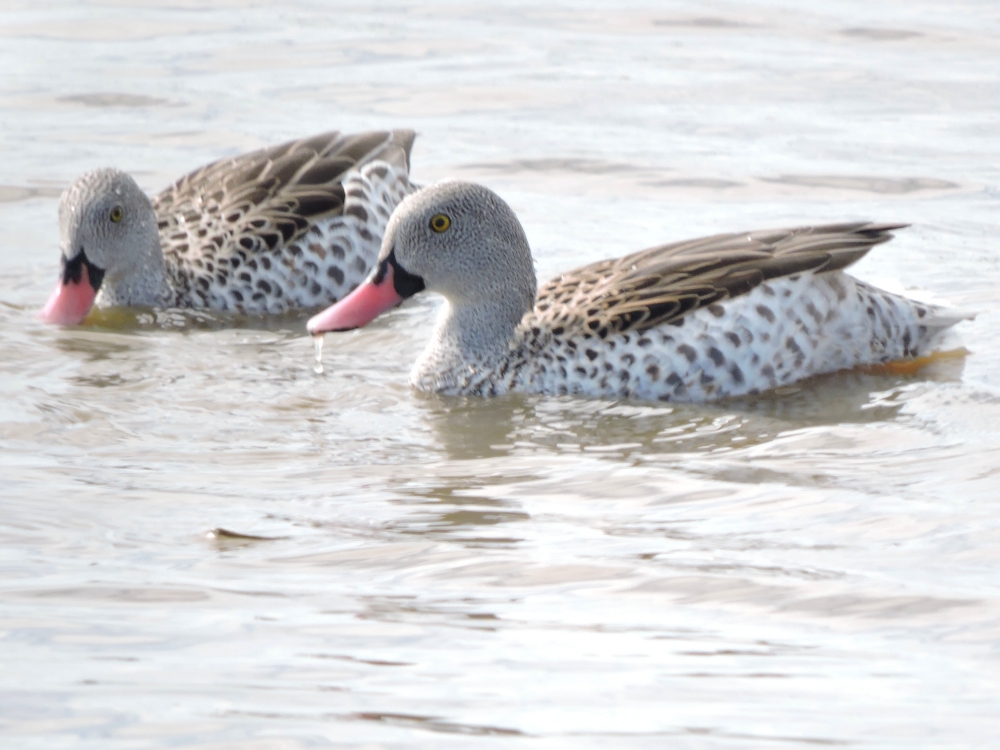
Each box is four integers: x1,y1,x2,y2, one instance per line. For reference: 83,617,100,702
308,181,537,335
384,181,536,308
41,168,162,325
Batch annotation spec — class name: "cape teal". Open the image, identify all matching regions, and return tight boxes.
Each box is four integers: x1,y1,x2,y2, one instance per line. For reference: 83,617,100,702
41,129,416,325
308,181,970,402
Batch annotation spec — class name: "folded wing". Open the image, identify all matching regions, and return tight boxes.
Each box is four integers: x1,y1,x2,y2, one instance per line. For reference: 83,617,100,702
152,129,415,264
535,222,906,335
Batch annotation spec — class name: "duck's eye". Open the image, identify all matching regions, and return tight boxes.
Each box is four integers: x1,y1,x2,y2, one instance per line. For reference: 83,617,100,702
109,205,124,223
429,213,451,233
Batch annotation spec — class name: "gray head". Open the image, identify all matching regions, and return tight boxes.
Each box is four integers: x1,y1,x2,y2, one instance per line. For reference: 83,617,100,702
383,181,537,312
42,168,163,324
307,181,537,361
59,168,161,287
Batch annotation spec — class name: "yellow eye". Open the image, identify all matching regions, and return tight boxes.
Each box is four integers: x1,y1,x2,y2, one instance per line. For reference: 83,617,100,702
429,213,451,233
109,205,124,223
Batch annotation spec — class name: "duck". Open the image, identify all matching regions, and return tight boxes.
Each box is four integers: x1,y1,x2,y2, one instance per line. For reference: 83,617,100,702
307,181,970,402
40,129,416,325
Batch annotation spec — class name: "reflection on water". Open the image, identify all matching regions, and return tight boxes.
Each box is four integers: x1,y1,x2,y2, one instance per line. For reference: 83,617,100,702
82,305,318,332
420,362,961,463
2,0,1000,748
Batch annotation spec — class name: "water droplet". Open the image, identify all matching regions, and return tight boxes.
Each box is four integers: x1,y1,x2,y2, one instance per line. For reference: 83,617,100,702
312,333,324,374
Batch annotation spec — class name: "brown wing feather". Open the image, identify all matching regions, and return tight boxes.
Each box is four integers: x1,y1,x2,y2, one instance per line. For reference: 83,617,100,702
535,222,906,335
151,129,415,262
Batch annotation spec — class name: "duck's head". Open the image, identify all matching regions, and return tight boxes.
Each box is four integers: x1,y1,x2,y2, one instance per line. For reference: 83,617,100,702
307,180,535,334
40,168,158,325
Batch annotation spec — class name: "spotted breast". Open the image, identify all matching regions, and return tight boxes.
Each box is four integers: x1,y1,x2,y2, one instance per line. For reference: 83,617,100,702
307,181,972,402
41,129,416,325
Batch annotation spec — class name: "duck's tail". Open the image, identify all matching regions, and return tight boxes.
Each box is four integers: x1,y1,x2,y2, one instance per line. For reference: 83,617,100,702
920,306,976,356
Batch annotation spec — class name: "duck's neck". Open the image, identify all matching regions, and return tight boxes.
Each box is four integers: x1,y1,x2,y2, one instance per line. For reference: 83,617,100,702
411,293,532,394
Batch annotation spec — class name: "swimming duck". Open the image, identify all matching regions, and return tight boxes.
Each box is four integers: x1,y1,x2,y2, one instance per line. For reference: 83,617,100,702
307,181,968,401
41,129,416,325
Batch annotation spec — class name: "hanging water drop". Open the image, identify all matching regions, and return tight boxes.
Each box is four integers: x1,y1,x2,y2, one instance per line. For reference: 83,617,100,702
312,333,324,374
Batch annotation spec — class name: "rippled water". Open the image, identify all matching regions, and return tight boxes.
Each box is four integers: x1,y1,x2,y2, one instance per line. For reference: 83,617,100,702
3,1,1000,747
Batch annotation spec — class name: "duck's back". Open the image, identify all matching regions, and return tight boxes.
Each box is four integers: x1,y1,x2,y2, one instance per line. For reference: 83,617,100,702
152,129,415,314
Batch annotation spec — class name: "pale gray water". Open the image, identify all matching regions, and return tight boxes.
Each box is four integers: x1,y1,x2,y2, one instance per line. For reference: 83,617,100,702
2,1,1000,747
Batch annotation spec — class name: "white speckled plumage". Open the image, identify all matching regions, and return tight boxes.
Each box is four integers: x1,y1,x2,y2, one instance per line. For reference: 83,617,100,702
50,129,416,321
310,181,970,402
498,272,959,401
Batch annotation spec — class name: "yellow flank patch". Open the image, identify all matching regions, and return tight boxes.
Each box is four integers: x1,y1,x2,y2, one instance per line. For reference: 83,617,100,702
861,348,968,376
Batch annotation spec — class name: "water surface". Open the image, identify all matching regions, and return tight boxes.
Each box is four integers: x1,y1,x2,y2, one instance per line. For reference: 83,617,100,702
2,1,1000,747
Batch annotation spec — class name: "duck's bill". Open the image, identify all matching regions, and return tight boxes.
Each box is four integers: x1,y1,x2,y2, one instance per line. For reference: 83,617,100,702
38,258,102,326
307,266,405,334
